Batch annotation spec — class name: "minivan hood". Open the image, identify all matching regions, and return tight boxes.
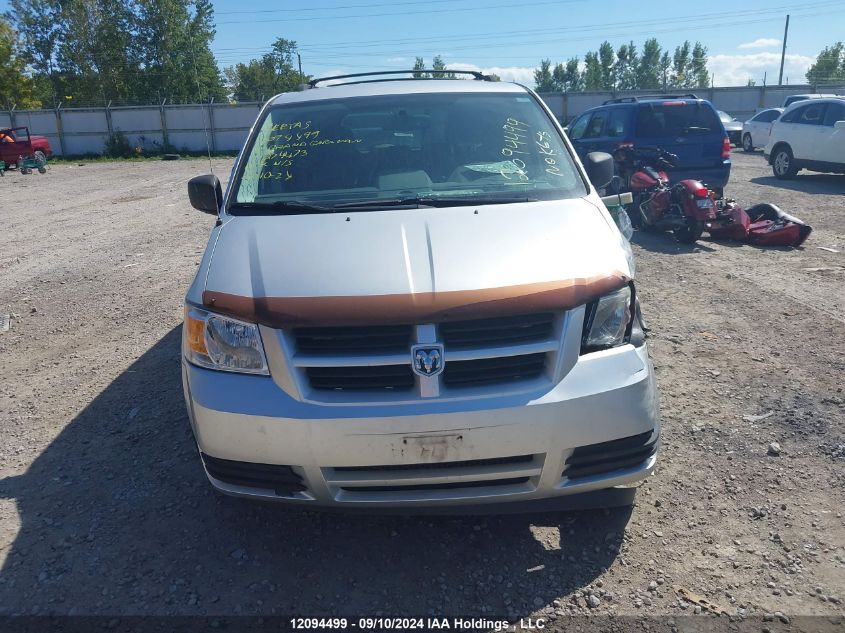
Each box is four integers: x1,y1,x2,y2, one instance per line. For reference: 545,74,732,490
202,198,631,326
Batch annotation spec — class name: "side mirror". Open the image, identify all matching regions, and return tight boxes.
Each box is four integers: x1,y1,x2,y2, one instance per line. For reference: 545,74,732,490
188,174,222,214
584,152,615,190
835,120,845,130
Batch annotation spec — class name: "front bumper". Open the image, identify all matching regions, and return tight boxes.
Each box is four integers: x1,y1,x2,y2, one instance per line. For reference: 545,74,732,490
183,344,660,511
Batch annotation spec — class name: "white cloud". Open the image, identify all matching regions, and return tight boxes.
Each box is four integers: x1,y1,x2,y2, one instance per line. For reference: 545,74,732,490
738,38,782,50
707,52,814,86
385,57,409,64
447,62,536,85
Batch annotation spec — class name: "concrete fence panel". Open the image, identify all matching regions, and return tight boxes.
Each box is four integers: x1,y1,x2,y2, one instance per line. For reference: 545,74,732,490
6,85,843,157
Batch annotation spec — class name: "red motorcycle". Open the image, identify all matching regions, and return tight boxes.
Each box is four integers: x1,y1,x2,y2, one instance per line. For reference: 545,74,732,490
612,145,717,244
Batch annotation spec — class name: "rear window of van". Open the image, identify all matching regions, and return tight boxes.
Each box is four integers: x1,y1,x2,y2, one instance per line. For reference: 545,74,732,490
634,104,721,137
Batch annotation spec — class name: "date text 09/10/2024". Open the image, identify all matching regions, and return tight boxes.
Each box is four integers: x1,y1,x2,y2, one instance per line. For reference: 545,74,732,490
290,617,549,631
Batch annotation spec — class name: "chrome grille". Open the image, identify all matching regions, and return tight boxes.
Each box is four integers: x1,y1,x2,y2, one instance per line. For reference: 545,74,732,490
440,313,554,348
443,353,546,387
305,365,414,391
287,312,568,399
293,324,412,353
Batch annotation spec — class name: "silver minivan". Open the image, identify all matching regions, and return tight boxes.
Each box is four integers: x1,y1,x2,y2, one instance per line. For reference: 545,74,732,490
182,72,660,512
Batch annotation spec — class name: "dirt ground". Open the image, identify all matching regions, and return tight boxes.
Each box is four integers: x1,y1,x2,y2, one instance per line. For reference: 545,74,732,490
0,153,843,629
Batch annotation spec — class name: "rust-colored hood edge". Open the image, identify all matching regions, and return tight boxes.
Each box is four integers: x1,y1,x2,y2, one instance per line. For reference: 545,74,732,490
201,272,631,328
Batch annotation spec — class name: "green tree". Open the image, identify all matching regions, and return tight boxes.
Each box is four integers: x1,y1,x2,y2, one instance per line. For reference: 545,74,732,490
54,0,140,104
671,41,691,88
806,42,845,85
690,41,709,88
562,57,582,91
598,41,615,90
534,58,555,92
431,55,455,79
636,38,662,90
136,0,225,103
0,16,39,107
8,0,225,106
412,56,427,78
538,57,581,92
615,41,638,90
659,51,671,91
410,56,455,79
7,0,62,104
582,51,602,90
225,38,307,101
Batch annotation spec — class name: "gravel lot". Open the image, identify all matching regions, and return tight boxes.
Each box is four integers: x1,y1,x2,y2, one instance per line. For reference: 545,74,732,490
0,153,843,628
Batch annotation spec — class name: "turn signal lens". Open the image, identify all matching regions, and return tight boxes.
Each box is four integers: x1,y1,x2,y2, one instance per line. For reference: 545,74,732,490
185,313,208,355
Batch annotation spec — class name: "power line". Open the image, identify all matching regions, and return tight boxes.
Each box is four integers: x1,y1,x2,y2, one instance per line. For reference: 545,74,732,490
216,0,585,24
212,0,839,57
216,0,489,15
211,4,842,65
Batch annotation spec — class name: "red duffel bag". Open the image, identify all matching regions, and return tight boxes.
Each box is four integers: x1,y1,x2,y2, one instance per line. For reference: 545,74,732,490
745,203,812,247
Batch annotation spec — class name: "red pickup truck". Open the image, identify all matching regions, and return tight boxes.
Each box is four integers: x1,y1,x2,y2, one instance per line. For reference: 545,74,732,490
0,126,53,170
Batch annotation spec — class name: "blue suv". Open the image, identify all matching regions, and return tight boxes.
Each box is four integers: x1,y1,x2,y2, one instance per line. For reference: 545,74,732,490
567,94,732,194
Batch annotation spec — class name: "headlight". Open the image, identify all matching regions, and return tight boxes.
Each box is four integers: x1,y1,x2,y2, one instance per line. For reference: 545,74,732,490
183,306,269,375
581,285,633,352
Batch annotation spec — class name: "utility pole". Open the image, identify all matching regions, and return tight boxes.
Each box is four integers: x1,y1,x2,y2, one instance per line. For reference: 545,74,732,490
778,14,790,86
298,53,303,77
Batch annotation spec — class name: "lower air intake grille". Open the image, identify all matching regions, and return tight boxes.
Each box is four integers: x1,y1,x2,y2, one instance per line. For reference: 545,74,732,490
340,477,530,493
333,454,534,473
201,453,305,494
563,431,657,480
443,353,546,387
306,365,414,391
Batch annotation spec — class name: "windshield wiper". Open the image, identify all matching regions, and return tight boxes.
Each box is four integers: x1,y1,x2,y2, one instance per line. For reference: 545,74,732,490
417,195,538,206
332,197,434,209
333,195,537,209
228,200,334,214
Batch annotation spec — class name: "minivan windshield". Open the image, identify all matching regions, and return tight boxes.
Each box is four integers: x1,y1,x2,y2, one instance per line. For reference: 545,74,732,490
231,91,586,211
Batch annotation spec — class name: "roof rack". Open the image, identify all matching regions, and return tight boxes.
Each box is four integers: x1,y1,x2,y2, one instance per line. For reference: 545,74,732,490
308,69,493,88
602,93,700,105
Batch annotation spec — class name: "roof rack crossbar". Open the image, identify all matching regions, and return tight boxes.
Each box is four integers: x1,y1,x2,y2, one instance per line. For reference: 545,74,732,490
602,93,699,105
308,69,492,88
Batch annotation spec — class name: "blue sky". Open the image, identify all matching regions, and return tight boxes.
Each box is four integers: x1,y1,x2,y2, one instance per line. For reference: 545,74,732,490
4,0,845,86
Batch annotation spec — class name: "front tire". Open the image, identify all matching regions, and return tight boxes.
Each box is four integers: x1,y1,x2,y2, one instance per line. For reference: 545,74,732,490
772,146,798,179
674,219,705,244
742,134,754,152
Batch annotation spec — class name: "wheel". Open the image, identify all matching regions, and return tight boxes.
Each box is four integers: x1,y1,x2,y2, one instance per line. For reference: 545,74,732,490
674,219,705,244
21,167,31,175
742,134,754,152
772,146,798,179
38,167,46,174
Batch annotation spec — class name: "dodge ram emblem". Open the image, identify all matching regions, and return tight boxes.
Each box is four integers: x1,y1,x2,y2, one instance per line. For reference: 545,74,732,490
411,344,444,377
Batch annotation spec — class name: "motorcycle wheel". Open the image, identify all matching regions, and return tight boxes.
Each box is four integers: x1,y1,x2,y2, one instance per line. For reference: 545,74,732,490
674,220,705,244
